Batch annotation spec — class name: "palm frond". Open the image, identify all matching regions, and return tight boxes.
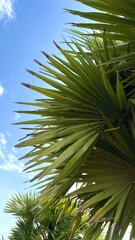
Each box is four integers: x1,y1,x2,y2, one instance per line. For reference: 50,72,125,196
15,1,135,239
68,0,135,42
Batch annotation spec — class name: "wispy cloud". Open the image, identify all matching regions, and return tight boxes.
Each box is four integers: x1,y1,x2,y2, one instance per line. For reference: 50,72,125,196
0,162,23,173
0,0,15,21
0,132,24,173
0,84,4,97
0,186,16,193
14,113,21,122
0,133,6,147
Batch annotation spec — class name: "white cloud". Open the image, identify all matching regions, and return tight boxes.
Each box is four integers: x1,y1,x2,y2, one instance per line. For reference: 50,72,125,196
0,84,4,97
0,149,5,159
0,132,6,145
0,0,15,21
12,147,18,153
14,113,21,121
0,162,23,173
0,132,24,173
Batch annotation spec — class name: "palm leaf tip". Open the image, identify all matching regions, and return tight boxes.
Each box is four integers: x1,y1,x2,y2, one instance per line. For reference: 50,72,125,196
53,41,61,50
21,82,31,88
41,51,50,59
26,69,36,75
34,59,42,66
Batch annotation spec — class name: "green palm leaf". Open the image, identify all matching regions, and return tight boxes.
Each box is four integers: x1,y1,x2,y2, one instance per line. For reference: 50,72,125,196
15,1,135,239
68,0,135,41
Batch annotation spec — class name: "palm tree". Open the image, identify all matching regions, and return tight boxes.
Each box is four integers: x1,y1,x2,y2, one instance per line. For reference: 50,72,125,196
4,192,84,240
15,0,135,239
4,192,43,239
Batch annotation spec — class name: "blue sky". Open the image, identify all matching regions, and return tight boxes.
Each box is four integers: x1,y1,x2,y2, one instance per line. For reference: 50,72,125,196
0,0,87,238
0,1,130,239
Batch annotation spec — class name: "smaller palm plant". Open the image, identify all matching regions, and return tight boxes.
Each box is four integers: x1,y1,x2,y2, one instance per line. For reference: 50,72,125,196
4,192,85,240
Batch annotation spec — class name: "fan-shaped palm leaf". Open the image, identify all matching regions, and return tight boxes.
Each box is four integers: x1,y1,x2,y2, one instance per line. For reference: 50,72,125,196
15,1,135,239
4,192,37,220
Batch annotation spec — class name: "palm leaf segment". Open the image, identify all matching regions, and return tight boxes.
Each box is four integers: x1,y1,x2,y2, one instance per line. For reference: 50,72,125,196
15,1,135,239
69,0,135,41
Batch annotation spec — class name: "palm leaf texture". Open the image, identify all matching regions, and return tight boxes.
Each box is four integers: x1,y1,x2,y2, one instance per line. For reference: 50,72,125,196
15,1,135,239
